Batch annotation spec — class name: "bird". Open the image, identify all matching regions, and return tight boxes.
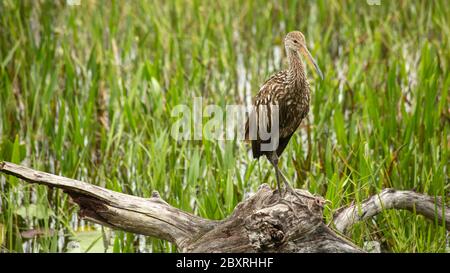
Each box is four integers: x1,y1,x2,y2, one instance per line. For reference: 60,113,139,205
245,31,323,198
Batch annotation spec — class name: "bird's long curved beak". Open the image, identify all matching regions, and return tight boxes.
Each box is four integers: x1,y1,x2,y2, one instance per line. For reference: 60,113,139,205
300,46,324,80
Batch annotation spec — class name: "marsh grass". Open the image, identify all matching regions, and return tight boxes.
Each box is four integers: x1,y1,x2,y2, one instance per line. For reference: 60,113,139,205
0,0,448,252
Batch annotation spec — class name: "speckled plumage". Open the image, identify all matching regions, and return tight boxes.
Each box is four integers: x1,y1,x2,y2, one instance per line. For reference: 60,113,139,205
245,31,312,159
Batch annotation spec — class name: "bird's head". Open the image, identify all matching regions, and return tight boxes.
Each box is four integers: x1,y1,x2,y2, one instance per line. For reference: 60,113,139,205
284,31,323,80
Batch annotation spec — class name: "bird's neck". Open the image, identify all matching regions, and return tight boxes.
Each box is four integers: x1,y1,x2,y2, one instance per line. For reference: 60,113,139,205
286,48,307,89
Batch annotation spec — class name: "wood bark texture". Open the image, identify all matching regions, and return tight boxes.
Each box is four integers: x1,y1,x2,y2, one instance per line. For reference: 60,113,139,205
1,161,448,252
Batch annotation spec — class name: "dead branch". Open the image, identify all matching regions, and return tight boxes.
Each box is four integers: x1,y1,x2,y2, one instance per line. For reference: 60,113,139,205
333,188,449,233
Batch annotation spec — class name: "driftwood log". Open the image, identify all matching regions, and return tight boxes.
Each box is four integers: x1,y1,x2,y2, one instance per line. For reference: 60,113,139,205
0,161,448,252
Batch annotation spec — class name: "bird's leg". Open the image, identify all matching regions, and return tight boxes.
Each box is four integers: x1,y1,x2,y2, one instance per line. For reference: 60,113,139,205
277,169,317,201
277,169,328,213
267,153,282,197
268,152,296,198
267,152,305,217
268,152,315,206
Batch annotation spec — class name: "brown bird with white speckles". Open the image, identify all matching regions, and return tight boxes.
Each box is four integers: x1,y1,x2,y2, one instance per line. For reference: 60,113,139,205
245,31,323,197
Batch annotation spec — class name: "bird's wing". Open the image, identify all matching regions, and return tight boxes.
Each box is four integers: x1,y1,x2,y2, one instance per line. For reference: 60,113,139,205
252,71,287,105
245,71,287,144
245,70,287,140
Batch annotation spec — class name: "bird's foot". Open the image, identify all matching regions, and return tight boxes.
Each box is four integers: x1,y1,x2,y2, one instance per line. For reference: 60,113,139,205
279,172,314,201
272,183,306,218
278,173,327,216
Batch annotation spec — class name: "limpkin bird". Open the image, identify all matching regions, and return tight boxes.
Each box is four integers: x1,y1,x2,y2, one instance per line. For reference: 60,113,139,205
245,31,323,197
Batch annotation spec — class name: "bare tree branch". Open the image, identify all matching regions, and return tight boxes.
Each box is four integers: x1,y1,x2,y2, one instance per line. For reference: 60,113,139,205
0,161,217,251
333,188,449,233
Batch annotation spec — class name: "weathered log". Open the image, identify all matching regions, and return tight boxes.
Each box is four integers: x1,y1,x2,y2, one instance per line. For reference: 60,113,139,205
333,188,450,233
1,161,448,252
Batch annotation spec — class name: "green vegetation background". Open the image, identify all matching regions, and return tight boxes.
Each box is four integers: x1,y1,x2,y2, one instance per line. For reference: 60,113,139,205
0,0,448,252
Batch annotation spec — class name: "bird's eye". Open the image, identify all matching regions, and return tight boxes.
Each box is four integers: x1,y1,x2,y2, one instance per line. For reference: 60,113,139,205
293,40,298,44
